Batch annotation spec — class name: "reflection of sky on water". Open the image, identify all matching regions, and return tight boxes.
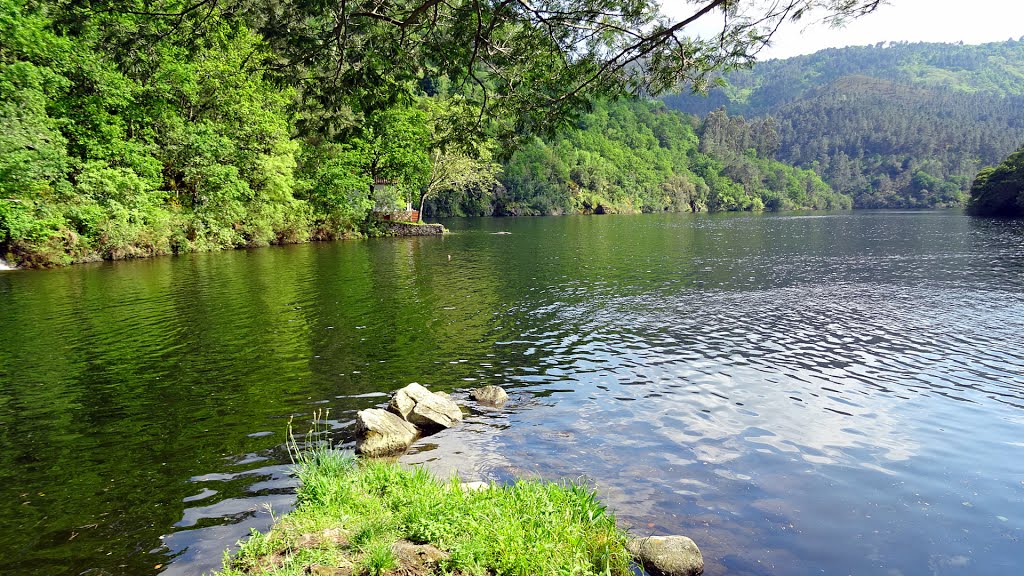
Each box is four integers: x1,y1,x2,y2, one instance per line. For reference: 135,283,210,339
166,214,1024,575
408,271,1024,575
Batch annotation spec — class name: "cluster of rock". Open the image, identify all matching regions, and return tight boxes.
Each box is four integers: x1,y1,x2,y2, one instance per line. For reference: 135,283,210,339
353,383,704,576
355,383,507,457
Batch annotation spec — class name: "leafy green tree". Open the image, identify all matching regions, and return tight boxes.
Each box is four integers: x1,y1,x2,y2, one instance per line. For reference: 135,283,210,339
968,144,1024,217
359,105,432,205
420,147,501,219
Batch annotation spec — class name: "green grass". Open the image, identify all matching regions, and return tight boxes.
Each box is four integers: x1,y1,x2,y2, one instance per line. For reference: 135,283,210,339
217,439,632,576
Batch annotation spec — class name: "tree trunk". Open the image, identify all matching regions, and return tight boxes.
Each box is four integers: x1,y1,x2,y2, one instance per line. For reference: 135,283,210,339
417,191,428,223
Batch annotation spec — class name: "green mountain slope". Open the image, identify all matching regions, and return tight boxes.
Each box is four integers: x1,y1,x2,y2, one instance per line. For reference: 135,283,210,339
663,40,1024,209
428,99,849,217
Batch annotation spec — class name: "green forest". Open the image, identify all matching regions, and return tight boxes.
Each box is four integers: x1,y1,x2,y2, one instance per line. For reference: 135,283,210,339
0,0,857,268
2,2,1022,268
431,99,846,217
664,40,1024,210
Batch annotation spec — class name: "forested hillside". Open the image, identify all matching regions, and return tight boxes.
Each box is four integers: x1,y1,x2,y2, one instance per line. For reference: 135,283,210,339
664,40,1024,209
430,99,848,217
0,1,858,267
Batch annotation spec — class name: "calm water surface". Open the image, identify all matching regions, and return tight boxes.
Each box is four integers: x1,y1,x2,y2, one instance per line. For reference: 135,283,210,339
1,211,1022,575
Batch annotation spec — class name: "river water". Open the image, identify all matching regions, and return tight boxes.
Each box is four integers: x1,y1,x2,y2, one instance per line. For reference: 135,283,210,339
0,211,1022,575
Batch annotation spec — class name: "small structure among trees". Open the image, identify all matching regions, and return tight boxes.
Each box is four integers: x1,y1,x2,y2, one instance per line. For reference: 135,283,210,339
371,177,420,222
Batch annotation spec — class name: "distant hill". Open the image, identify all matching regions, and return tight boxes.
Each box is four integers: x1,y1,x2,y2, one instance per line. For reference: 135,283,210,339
428,99,849,217
664,40,1024,209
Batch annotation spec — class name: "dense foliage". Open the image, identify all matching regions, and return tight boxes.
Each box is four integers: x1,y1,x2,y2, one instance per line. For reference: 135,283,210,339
1,1,317,266
430,99,846,216
0,0,452,266
664,40,1024,209
968,144,1024,217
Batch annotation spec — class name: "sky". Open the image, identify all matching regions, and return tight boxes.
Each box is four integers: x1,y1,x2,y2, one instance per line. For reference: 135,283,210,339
670,0,1024,59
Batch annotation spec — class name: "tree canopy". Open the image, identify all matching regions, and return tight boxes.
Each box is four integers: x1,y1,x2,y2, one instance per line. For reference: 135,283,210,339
70,0,886,140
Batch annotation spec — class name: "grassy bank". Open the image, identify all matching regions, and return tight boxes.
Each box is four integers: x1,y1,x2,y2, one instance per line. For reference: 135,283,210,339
218,448,632,576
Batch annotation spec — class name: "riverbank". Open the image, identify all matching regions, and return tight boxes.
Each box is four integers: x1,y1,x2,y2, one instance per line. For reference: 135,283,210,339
373,221,446,237
218,448,633,576
1,220,445,270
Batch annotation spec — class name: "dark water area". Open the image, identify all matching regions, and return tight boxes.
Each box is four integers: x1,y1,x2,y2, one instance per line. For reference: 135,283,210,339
1,211,1023,576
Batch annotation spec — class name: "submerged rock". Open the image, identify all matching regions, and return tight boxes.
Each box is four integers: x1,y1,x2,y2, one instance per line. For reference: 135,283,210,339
627,535,704,576
470,385,509,407
388,382,463,431
355,409,418,457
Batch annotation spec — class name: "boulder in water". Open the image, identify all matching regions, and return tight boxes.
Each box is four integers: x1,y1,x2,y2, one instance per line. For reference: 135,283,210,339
627,535,704,576
355,409,418,457
470,385,509,407
388,382,463,431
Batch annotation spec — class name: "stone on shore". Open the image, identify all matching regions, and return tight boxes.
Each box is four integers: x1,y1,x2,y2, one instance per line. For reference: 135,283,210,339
354,409,418,457
459,481,490,492
388,382,463,431
470,385,509,406
627,535,704,576
392,540,449,569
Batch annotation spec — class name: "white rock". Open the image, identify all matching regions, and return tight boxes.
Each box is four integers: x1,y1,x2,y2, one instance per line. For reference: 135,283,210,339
388,382,463,430
355,409,418,457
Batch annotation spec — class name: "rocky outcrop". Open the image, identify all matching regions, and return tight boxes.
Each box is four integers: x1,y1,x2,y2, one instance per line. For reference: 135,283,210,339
388,382,463,431
627,536,704,576
470,385,509,407
354,409,418,457
379,222,446,236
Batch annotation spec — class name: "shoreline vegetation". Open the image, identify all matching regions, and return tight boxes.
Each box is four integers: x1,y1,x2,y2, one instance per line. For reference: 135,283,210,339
216,450,634,576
